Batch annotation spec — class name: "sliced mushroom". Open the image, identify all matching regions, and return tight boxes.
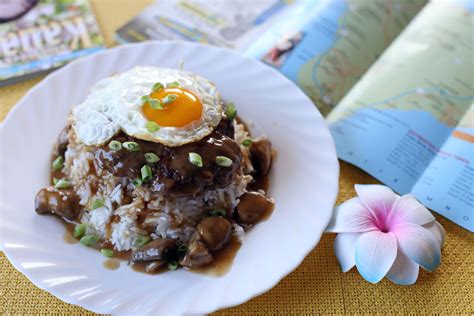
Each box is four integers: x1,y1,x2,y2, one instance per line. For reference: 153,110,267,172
250,138,272,176
197,216,232,251
131,238,176,262
35,187,81,220
236,191,274,224
179,232,213,268
145,260,166,273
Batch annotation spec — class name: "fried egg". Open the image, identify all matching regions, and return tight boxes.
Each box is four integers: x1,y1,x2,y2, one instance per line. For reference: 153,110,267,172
71,66,223,147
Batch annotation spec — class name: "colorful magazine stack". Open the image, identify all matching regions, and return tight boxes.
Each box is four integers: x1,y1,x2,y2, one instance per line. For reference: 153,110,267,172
0,0,104,85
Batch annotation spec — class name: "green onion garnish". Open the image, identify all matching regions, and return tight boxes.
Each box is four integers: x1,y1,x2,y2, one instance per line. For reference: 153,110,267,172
149,98,164,110
152,82,164,92
162,94,178,104
168,260,178,270
134,235,151,247
145,121,160,133
91,198,104,210
144,152,160,163
225,102,237,120
53,178,59,186
100,248,114,258
79,235,99,247
242,138,252,147
141,165,153,182
140,95,150,106
108,140,122,151
123,141,141,151
167,81,179,88
188,152,203,167
54,179,71,189
73,223,87,238
52,156,64,171
209,208,226,217
132,178,142,187
177,244,187,255
215,156,232,167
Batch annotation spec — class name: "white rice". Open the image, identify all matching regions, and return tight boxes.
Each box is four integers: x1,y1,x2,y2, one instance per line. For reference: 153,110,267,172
64,123,253,251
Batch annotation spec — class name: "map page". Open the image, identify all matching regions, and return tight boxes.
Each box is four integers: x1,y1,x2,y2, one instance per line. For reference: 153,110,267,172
327,0,474,231
244,0,427,115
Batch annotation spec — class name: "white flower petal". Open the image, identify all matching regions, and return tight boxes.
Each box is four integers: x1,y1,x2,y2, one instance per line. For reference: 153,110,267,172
355,184,398,224
423,221,445,248
386,247,419,285
393,223,441,271
334,233,361,272
388,194,435,227
355,231,397,283
326,197,377,233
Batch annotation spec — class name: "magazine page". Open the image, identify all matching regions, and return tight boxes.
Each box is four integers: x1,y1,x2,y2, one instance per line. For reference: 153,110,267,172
0,0,104,85
327,0,474,231
115,0,295,49
243,0,427,115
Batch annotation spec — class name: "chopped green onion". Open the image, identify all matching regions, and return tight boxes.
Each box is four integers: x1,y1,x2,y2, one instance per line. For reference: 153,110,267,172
73,223,87,238
145,121,160,133
152,82,164,92
188,152,203,167
168,260,178,270
149,98,164,110
80,235,99,247
100,248,114,258
53,178,59,186
52,156,64,171
167,81,180,88
225,102,237,120
134,235,151,247
54,178,71,189
215,156,232,167
108,140,122,151
140,95,149,106
132,178,142,187
209,208,226,217
177,244,187,255
141,165,153,182
162,94,178,104
242,138,253,147
123,141,141,151
144,152,160,163
91,198,104,210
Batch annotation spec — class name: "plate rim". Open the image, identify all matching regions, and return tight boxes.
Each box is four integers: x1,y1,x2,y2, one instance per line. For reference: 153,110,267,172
0,40,340,314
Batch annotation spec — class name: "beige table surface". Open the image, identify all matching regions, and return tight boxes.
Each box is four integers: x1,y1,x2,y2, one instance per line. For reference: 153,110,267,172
1,1,473,314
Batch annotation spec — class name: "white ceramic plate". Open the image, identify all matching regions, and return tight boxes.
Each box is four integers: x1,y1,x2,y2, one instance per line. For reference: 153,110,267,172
0,42,339,315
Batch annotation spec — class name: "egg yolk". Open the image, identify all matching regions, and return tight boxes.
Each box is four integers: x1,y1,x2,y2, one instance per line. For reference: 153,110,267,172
143,87,203,127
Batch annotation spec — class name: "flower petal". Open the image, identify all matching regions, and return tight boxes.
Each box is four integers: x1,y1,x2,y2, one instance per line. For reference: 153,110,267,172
326,197,377,233
393,223,441,271
334,233,361,272
355,231,397,283
423,221,445,248
355,184,398,227
386,248,419,285
388,194,435,227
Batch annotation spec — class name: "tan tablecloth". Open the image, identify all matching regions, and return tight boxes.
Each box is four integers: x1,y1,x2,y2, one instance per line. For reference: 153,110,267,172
1,1,473,314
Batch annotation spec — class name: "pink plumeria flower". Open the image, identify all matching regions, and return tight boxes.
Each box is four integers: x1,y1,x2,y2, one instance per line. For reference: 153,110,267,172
326,184,445,285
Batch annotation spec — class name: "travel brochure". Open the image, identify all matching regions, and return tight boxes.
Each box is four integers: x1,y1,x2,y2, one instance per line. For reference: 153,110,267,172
0,0,104,84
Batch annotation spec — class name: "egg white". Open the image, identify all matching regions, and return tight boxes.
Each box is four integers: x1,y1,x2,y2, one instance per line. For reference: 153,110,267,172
70,66,223,147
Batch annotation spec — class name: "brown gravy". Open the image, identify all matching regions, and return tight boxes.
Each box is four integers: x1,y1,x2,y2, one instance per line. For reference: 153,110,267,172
103,259,120,270
50,118,272,276
191,236,242,276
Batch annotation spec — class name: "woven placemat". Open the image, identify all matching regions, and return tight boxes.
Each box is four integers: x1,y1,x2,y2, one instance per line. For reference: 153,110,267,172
1,1,473,314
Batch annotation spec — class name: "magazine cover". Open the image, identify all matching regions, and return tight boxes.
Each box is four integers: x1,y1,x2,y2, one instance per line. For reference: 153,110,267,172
0,0,104,85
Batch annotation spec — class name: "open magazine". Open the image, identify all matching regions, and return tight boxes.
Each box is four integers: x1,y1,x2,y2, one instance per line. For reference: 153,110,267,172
117,0,473,231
